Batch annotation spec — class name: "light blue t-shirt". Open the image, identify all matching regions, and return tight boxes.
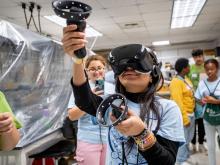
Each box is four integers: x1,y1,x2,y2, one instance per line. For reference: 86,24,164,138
195,77,220,116
106,97,185,165
68,81,115,144
105,70,115,85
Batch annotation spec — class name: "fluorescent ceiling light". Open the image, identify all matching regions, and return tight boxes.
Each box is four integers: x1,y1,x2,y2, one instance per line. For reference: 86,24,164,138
152,40,170,46
44,15,103,37
171,0,206,29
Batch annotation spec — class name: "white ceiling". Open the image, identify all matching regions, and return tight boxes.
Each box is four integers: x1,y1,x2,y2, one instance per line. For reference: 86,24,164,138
0,0,220,50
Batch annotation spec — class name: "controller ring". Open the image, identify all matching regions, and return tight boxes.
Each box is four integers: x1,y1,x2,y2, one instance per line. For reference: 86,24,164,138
96,93,128,127
52,0,92,20
52,0,92,58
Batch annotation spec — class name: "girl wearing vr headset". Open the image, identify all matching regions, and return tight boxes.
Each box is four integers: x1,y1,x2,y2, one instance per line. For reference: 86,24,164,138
62,25,185,165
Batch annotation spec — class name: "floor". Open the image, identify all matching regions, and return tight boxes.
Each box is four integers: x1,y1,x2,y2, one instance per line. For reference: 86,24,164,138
189,151,220,165
70,151,220,165
2,138,220,165
187,141,220,165
69,140,220,165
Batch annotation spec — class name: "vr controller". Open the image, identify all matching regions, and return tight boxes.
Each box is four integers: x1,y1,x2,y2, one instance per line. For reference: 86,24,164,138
111,99,124,118
52,0,92,58
96,93,128,127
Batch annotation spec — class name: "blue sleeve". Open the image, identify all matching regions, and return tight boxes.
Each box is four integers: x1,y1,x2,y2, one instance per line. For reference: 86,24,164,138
157,99,185,144
195,81,203,99
70,78,103,116
67,92,75,109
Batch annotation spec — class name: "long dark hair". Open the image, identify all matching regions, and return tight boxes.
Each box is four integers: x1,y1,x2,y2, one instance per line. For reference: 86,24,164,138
115,73,161,132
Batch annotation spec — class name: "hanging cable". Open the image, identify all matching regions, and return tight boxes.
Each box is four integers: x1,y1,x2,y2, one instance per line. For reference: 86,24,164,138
21,1,43,33
27,4,33,29
21,2,28,29
37,5,42,33
122,142,128,165
27,12,32,28
31,13,40,32
28,2,39,32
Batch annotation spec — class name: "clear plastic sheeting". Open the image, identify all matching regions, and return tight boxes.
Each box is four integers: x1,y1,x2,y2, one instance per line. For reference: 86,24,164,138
0,20,72,147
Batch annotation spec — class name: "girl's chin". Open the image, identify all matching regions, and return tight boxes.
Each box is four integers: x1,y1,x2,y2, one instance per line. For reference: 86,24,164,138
208,76,216,80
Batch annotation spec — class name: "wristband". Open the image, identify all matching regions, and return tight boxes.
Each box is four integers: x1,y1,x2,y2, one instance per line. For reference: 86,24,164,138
133,128,147,137
71,56,84,64
133,128,156,151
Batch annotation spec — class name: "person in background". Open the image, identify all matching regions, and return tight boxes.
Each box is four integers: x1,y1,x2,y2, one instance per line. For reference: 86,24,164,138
188,49,207,153
67,55,114,165
105,70,115,85
0,91,21,151
169,58,195,165
195,58,220,165
62,24,185,165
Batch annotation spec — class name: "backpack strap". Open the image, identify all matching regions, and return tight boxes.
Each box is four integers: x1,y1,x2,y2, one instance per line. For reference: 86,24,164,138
177,75,194,94
203,79,220,95
213,80,220,94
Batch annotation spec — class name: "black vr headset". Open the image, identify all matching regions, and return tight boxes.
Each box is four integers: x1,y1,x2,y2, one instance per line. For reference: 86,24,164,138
96,44,162,127
108,44,162,78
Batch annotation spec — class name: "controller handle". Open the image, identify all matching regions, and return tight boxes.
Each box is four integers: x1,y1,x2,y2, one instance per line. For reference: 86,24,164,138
67,6,87,58
67,19,86,58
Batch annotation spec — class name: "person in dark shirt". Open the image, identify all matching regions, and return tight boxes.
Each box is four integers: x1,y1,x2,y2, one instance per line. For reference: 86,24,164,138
62,24,185,165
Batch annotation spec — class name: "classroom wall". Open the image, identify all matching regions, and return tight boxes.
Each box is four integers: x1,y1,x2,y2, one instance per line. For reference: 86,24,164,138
155,41,216,65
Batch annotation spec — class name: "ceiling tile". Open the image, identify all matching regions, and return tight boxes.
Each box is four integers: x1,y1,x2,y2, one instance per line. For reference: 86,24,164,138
206,0,220,6
142,11,171,21
0,0,220,50
211,23,220,31
105,6,140,17
123,27,147,33
113,15,143,23
138,1,172,14
201,4,220,15
96,0,136,8
0,0,17,7
89,9,110,19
